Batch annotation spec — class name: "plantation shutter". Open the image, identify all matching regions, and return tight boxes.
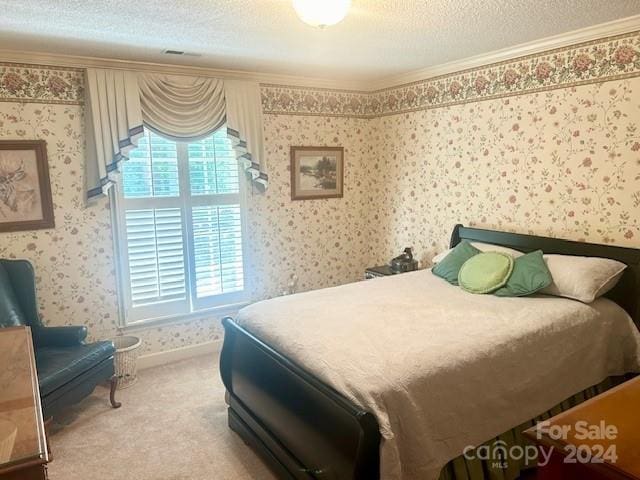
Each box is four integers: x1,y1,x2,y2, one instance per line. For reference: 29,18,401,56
118,127,245,324
187,129,245,310
125,208,186,306
192,205,244,297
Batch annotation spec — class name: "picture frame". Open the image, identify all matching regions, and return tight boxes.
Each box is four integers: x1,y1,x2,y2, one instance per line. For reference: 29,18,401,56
0,140,54,233
290,146,344,200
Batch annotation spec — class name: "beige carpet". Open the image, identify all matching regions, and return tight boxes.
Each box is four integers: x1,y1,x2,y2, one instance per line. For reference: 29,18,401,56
47,355,537,480
47,355,277,480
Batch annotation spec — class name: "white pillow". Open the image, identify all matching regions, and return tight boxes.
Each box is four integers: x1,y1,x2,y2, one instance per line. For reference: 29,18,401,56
432,249,452,264
472,242,525,257
540,255,627,303
432,242,523,264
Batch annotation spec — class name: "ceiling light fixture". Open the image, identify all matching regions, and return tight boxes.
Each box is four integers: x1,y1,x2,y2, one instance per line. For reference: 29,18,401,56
292,0,351,28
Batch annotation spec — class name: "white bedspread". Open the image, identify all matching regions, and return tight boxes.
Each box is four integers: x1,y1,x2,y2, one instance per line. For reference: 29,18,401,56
236,270,640,480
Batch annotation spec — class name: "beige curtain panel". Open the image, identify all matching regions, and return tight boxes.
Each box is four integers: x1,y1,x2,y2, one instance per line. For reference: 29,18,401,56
225,80,268,188
84,68,268,202
85,68,144,200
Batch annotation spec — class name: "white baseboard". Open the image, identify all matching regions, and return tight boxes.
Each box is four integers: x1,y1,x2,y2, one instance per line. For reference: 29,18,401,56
137,339,222,370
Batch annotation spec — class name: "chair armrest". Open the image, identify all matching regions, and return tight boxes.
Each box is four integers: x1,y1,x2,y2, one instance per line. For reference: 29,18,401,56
32,326,88,347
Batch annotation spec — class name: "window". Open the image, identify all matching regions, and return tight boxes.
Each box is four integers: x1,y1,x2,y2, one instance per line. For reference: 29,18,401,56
115,127,246,324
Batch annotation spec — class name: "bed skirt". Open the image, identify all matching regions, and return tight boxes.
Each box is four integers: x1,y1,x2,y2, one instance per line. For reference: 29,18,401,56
437,376,626,480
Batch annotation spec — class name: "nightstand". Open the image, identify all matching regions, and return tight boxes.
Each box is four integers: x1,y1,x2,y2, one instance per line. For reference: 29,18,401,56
364,265,399,279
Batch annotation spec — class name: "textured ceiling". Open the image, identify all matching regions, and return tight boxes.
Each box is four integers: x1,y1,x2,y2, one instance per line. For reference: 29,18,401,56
0,0,639,83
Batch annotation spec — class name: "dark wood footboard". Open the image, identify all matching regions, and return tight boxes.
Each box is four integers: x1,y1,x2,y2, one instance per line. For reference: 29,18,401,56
220,317,380,480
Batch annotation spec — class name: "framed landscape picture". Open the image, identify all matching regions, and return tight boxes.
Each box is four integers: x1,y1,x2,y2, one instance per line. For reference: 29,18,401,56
0,140,54,232
290,146,344,200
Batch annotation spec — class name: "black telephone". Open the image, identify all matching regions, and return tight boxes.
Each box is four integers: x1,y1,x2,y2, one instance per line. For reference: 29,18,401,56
389,247,418,273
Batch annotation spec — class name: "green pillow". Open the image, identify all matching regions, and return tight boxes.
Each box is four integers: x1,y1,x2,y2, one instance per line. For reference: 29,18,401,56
459,252,514,294
432,241,480,285
494,250,553,297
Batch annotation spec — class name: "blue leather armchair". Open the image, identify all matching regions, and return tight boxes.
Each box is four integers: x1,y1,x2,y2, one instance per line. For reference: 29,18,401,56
0,259,120,418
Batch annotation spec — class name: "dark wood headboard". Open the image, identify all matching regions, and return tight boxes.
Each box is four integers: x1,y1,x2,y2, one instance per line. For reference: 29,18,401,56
450,224,640,329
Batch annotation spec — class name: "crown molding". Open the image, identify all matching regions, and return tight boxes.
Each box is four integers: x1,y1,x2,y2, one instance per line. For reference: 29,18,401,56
0,49,370,92
368,14,640,91
0,14,638,95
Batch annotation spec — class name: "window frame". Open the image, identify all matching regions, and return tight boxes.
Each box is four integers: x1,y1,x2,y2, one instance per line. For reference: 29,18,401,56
111,129,250,328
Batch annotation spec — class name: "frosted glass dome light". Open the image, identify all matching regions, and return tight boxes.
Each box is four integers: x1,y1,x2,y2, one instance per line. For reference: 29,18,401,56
292,0,352,27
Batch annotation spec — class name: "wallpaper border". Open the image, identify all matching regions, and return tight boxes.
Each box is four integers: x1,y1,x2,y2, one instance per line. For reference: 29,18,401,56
1,30,639,114
370,30,640,116
260,84,372,118
261,30,640,117
0,63,84,104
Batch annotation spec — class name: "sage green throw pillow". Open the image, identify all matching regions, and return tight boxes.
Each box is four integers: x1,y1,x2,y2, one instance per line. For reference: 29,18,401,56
459,252,514,294
431,241,480,285
494,250,553,297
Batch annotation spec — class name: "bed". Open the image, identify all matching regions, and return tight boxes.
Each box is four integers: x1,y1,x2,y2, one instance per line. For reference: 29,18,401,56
219,225,640,480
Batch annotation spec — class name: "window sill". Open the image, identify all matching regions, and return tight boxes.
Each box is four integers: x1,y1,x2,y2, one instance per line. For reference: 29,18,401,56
120,301,249,332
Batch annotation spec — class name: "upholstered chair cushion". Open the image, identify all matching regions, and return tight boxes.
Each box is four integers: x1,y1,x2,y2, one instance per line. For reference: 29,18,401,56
0,262,28,327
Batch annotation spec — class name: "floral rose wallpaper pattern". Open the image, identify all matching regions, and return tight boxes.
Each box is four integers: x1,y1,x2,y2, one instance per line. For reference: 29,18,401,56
0,64,83,104
367,78,640,267
0,30,639,356
246,114,375,300
261,84,371,118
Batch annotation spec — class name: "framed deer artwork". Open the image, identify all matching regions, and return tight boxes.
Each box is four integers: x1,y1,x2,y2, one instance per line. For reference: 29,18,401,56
0,140,54,232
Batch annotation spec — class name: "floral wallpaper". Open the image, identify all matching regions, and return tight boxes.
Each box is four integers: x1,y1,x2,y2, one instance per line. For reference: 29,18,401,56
246,114,375,300
0,29,639,356
0,63,83,104
261,84,371,118
368,77,640,268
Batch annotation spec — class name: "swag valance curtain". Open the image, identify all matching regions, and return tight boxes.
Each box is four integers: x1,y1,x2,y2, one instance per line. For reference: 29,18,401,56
85,68,267,201
138,73,226,140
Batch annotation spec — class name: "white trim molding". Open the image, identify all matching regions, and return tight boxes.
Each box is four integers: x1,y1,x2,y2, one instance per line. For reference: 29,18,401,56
0,48,370,91
0,14,638,94
369,14,640,90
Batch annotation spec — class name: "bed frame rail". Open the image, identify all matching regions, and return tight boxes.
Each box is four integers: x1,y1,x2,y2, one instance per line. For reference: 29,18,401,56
220,317,380,480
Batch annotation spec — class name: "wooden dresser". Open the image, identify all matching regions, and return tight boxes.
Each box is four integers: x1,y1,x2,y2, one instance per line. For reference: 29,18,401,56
0,327,49,480
524,376,640,480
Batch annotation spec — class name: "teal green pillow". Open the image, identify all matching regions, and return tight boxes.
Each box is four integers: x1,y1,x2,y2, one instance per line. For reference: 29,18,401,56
494,250,553,297
459,252,514,294
432,241,480,285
